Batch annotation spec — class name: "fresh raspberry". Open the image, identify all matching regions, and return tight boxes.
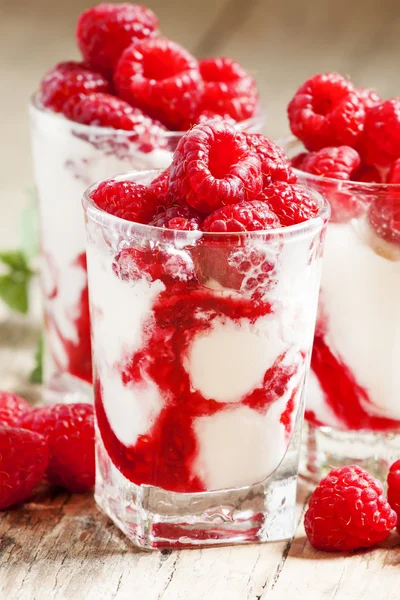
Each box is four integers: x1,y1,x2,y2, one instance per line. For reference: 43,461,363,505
388,158,400,184
260,182,320,226
203,200,280,232
368,194,400,245
0,426,49,510
179,109,236,131
63,92,165,134
302,146,361,180
361,99,400,167
304,465,397,552
244,133,296,185
150,205,203,230
352,163,383,183
0,392,31,427
147,169,172,212
288,73,365,151
40,61,110,113
114,246,194,284
291,152,309,170
114,38,203,129
169,120,263,214
198,57,258,122
90,179,154,223
356,87,382,112
76,3,159,76
387,459,400,533
19,403,95,493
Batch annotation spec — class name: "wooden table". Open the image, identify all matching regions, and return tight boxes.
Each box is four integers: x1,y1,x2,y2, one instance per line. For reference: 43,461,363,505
0,309,400,600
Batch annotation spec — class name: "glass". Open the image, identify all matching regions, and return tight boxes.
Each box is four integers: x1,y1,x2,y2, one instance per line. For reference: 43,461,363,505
29,96,264,399
83,170,328,549
284,137,400,482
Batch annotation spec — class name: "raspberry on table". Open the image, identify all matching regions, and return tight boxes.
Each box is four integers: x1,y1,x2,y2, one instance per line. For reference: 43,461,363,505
203,200,280,232
62,92,166,135
244,133,297,185
361,99,400,167
150,205,203,230
287,73,365,151
0,426,49,510
19,403,95,493
114,38,203,130
90,179,155,223
387,459,400,533
302,146,361,180
40,61,110,113
169,120,263,214
198,57,259,122
259,182,320,226
0,391,31,427
304,465,397,552
356,87,382,112
368,193,400,245
388,158,400,184
76,3,159,76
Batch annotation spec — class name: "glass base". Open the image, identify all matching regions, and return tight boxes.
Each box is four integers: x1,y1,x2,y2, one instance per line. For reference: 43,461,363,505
42,373,93,405
301,421,400,484
95,418,303,549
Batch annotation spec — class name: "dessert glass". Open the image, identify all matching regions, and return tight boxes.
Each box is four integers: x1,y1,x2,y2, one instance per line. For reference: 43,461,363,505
29,96,264,400
83,170,328,549
285,137,400,482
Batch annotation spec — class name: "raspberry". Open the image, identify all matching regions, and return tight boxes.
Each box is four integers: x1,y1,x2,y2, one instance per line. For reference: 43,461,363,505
198,57,258,122
179,109,237,131
90,179,154,223
76,3,159,76
40,61,110,113
260,182,319,226
288,73,365,151
114,38,203,129
388,158,400,184
114,246,194,284
291,152,309,170
203,200,280,232
352,163,383,183
0,391,31,427
19,403,95,493
356,87,382,112
368,194,400,245
361,99,400,167
387,459,400,533
63,92,165,135
244,133,297,185
169,120,263,214
150,205,203,230
147,168,172,213
0,426,49,510
302,146,361,180
304,465,397,552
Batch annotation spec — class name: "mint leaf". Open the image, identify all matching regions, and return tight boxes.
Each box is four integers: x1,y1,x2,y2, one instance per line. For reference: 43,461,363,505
0,250,31,274
20,196,39,261
30,336,43,384
0,274,29,314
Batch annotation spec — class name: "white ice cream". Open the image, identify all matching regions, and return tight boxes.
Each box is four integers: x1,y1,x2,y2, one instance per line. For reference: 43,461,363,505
30,105,172,381
313,220,400,422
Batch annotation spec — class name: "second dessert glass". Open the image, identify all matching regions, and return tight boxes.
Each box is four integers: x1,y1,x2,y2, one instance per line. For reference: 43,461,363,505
83,170,329,549
30,98,263,399
285,137,400,482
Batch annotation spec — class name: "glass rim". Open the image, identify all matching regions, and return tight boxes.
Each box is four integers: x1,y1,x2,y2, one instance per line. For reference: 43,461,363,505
82,169,331,241
280,135,400,192
29,91,265,139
